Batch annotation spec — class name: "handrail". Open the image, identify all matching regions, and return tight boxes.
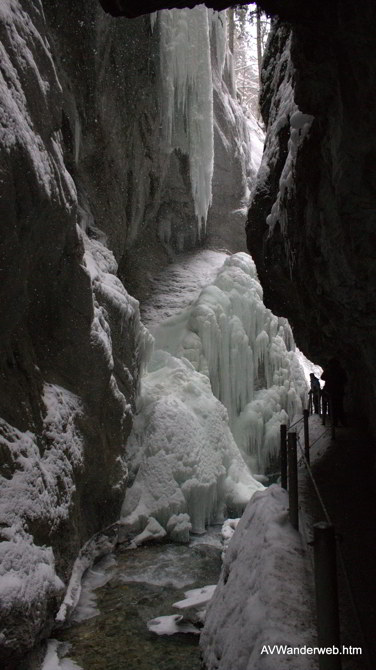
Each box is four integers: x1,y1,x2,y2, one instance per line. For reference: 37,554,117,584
294,426,373,669
288,415,304,430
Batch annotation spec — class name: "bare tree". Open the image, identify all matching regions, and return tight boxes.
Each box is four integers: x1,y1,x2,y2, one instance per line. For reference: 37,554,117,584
232,4,270,118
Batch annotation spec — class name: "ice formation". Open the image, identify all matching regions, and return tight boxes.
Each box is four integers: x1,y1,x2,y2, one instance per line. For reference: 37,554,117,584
121,252,307,540
156,252,307,472
156,6,214,232
121,350,264,539
149,6,264,254
155,7,257,233
200,486,316,670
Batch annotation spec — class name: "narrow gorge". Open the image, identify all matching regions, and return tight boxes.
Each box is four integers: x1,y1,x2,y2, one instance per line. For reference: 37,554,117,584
1,1,375,669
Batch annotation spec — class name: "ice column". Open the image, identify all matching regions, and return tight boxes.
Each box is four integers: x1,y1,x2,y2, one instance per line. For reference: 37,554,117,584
177,253,307,472
157,7,214,233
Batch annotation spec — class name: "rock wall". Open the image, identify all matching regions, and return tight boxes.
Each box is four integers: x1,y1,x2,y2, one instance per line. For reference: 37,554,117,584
247,4,376,432
0,0,256,665
0,2,153,665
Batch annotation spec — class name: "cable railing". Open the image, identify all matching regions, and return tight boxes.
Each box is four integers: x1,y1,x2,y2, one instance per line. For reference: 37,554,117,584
278,407,373,670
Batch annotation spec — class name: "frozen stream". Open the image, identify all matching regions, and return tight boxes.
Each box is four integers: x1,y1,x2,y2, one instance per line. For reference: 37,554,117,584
48,531,222,670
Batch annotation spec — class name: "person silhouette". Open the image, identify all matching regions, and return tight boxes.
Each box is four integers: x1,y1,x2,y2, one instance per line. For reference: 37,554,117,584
309,373,321,413
321,358,347,427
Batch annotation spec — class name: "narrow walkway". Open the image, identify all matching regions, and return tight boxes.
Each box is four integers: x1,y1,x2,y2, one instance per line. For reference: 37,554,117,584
299,416,376,670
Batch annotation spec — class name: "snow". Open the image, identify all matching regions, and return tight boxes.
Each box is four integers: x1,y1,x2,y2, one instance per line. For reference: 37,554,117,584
0,384,84,619
200,485,316,670
41,640,83,670
83,232,154,391
133,517,167,546
55,524,118,624
0,229,152,632
148,614,200,636
69,555,116,624
147,584,217,636
174,584,217,611
247,113,265,176
0,0,76,207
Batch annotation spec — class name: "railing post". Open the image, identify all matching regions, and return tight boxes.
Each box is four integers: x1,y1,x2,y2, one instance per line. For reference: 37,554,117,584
313,523,341,670
280,424,287,490
303,409,310,465
288,432,298,531
322,393,326,426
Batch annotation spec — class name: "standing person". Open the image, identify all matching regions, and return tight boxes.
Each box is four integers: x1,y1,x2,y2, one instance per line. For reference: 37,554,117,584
309,373,321,413
321,358,347,427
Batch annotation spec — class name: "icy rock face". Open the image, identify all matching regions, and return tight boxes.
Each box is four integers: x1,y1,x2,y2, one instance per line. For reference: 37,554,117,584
0,2,150,664
200,485,316,670
206,12,264,252
247,7,376,431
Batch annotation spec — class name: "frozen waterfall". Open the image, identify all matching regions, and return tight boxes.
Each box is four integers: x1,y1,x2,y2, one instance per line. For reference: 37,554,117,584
120,252,307,542
153,7,234,234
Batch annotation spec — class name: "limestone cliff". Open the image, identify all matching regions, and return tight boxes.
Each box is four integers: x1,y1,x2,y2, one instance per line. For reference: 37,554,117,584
0,1,256,665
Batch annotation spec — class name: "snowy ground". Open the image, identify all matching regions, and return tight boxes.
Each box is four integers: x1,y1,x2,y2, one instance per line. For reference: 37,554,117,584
199,415,349,670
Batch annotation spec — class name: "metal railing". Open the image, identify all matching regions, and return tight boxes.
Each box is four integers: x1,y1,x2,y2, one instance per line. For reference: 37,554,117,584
278,409,372,670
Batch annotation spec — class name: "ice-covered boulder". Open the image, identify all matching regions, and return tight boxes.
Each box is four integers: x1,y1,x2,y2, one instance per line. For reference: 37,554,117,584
120,351,263,539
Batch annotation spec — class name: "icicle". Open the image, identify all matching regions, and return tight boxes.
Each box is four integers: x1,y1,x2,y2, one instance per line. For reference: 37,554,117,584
158,7,214,232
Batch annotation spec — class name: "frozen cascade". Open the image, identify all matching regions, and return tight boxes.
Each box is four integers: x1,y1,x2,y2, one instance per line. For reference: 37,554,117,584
155,253,307,472
121,349,264,539
121,252,307,541
156,6,215,232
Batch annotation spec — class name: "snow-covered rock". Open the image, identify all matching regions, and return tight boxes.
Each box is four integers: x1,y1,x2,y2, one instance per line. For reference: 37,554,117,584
200,485,316,670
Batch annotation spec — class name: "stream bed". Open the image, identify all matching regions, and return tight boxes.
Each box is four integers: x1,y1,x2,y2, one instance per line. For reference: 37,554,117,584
51,530,223,670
